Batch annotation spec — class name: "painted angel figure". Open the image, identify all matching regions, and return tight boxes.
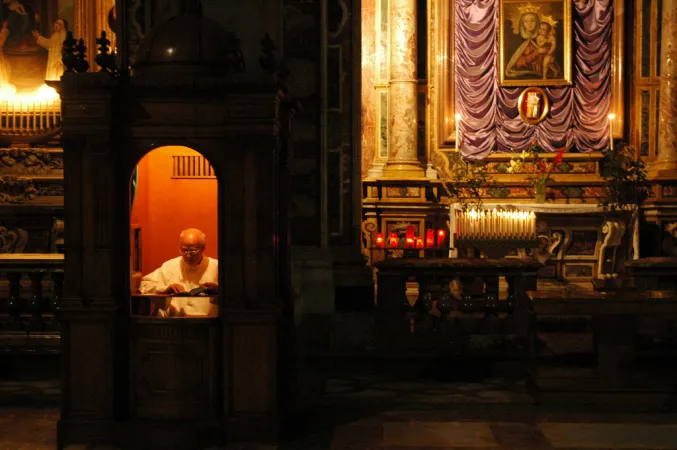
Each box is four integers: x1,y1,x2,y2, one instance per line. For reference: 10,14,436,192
0,20,10,87
32,18,68,81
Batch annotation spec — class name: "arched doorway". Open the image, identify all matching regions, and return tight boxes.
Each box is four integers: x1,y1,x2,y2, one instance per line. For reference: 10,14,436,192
126,145,221,424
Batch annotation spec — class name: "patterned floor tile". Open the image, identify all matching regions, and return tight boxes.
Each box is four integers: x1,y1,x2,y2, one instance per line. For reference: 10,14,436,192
489,423,553,449
539,423,677,449
382,421,498,448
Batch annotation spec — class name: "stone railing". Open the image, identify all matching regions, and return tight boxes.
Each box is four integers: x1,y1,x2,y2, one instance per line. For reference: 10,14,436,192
0,253,64,351
374,257,542,353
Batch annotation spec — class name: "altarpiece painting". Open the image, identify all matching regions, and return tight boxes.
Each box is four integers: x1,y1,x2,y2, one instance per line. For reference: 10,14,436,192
499,0,571,87
0,0,73,91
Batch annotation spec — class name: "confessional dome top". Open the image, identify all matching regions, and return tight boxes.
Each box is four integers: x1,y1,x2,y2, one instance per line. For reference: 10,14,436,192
133,11,236,77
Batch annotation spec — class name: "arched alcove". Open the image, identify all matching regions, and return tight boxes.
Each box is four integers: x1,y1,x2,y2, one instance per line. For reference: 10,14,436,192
129,145,218,297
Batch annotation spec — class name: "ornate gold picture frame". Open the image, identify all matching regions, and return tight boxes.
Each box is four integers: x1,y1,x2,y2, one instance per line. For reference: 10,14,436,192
518,87,550,124
499,0,572,87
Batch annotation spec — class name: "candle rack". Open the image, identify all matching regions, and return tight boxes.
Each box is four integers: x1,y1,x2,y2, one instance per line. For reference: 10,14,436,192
0,86,62,138
454,238,541,258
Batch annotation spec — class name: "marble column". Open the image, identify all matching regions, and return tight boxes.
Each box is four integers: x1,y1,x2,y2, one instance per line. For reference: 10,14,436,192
382,0,424,178
650,0,677,178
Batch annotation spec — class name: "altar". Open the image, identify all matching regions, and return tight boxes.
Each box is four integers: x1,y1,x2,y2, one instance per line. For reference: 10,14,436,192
449,203,638,281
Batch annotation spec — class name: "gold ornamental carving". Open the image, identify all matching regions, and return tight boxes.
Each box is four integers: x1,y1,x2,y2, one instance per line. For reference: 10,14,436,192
0,148,63,175
0,176,64,204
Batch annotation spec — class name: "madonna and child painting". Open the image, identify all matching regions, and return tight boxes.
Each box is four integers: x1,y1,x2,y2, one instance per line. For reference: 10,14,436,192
499,0,571,87
0,0,73,91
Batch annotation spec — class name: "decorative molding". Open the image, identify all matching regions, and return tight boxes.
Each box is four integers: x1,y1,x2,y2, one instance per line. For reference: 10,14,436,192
0,148,63,176
0,226,28,253
0,176,64,204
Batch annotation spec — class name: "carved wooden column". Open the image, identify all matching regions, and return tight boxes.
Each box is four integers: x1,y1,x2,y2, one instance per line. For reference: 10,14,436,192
57,73,122,446
649,0,677,178
219,93,291,443
382,0,424,178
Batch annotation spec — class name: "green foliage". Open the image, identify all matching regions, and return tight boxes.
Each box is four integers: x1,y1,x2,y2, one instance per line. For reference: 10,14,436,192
599,142,651,212
437,153,493,211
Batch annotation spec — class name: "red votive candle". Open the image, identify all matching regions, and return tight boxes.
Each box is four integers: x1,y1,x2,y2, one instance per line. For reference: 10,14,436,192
415,238,424,249
437,229,446,247
406,237,415,248
388,232,398,248
406,225,415,241
375,233,384,248
425,229,435,248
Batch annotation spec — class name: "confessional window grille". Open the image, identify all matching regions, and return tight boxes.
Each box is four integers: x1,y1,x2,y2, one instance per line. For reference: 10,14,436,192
172,155,215,179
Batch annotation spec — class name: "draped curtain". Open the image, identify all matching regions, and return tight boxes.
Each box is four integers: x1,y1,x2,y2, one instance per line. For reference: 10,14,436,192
454,0,612,159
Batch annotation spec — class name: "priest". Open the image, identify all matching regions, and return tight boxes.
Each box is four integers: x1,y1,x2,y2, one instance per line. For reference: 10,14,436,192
139,228,218,295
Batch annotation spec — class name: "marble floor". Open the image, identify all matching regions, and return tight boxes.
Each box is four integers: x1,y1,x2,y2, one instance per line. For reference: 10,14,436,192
2,363,677,449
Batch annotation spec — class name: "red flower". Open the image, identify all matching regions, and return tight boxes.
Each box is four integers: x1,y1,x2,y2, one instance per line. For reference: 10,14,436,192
553,148,565,166
537,160,547,173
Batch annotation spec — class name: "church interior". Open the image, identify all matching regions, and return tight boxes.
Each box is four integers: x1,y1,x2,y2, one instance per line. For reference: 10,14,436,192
1,0,677,448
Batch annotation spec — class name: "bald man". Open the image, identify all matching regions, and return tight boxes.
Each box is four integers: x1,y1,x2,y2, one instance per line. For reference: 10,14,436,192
139,228,219,295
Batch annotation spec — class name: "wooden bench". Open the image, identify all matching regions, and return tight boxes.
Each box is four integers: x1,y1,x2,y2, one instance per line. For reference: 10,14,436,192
527,289,677,407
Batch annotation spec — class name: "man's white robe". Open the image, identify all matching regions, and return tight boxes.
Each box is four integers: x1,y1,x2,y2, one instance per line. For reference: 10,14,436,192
139,256,218,294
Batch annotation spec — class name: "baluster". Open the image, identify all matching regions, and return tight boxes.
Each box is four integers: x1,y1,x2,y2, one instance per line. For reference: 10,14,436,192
459,276,474,314
48,271,64,330
6,272,23,330
512,273,537,341
376,269,409,349
27,272,44,331
484,275,499,316
0,273,7,315
437,276,454,316
416,274,435,314
505,275,516,314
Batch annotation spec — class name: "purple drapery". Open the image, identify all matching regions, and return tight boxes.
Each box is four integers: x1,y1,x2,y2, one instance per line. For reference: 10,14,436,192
455,0,612,159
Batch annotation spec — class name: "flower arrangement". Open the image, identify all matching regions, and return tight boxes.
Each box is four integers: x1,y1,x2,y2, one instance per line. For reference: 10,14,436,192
598,142,651,212
507,141,565,198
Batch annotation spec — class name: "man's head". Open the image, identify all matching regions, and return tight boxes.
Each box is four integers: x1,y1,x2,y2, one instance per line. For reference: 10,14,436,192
179,228,206,266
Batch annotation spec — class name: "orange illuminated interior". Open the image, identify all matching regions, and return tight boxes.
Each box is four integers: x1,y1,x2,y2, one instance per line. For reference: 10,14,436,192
130,146,218,290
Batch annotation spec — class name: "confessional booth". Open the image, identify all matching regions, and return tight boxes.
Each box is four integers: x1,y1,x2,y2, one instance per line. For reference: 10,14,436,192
54,15,292,449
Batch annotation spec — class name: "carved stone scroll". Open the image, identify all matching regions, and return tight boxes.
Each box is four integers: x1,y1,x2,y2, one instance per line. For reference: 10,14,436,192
0,226,28,253
597,220,627,279
361,217,378,265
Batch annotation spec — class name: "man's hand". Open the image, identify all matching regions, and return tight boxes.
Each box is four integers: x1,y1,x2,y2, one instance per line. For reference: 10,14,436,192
31,30,39,39
163,283,186,294
200,282,218,294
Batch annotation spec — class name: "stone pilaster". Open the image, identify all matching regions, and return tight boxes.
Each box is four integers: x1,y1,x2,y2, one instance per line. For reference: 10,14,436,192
382,0,424,178
649,0,677,178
